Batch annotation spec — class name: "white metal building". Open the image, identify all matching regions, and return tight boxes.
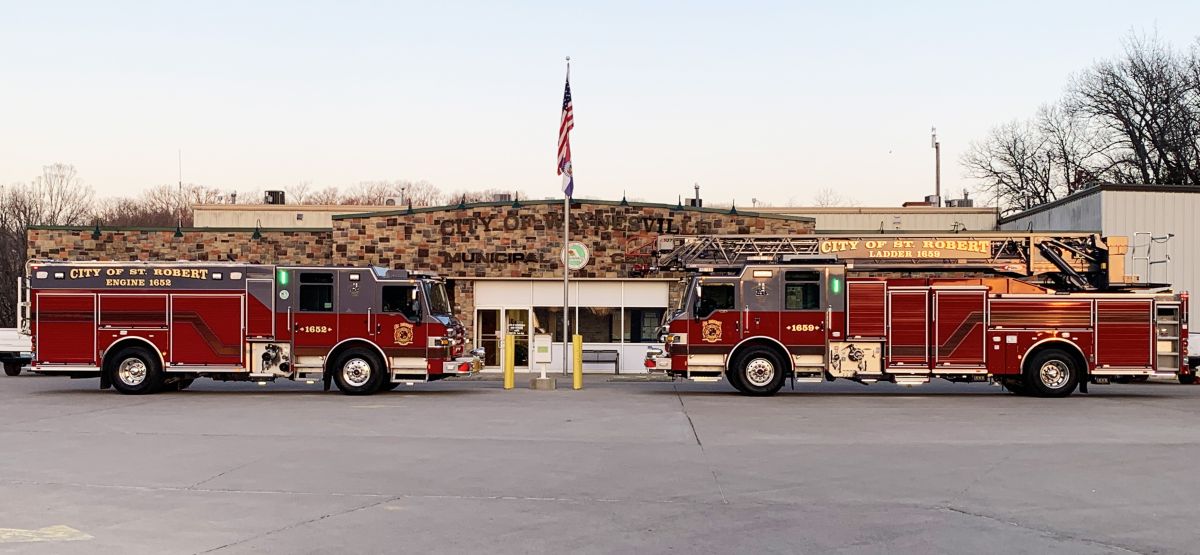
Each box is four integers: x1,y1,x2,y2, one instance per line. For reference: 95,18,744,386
1000,184,1200,348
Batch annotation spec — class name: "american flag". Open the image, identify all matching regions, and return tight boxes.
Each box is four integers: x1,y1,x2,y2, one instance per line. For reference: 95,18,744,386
557,72,574,197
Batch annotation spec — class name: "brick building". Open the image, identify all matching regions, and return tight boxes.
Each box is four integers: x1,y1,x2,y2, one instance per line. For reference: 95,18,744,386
29,199,814,372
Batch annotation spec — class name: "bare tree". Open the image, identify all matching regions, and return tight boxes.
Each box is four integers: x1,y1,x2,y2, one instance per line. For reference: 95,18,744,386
305,186,342,205
287,181,312,204
0,164,96,326
812,187,858,207
1068,32,1200,185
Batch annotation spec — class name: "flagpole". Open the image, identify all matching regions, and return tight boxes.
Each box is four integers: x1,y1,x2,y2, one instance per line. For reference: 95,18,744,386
561,56,571,377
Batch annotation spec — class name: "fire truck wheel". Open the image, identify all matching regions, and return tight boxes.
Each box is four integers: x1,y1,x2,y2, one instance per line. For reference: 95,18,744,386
725,367,748,394
1025,348,1079,398
3,362,21,377
108,346,164,395
734,347,785,396
333,349,385,395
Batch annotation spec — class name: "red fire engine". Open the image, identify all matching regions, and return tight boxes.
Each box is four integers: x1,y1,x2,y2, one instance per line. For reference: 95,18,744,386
644,234,1191,396
17,261,482,395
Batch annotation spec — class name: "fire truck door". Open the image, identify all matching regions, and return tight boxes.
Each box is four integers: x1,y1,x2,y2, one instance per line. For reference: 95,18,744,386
777,269,836,360
336,270,373,343
376,283,426,364
740,269,780,341
690,278,741,360
291,271,339,362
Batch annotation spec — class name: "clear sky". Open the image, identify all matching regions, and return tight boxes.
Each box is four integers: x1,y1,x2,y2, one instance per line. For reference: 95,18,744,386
2,1,1198,207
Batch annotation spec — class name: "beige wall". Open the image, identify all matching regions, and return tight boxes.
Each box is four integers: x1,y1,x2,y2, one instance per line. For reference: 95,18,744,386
755,206,999,232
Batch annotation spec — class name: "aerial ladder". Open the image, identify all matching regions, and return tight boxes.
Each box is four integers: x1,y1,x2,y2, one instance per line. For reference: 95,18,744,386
648,232,1155,293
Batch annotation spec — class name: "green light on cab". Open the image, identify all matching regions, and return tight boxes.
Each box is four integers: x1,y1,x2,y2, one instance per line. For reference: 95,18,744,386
830,276,842,295
278,269,289,286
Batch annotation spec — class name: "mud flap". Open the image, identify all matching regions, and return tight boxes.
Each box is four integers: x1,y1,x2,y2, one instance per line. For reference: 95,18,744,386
323,372,332,392
99,371,111,390
1078,377,1088,394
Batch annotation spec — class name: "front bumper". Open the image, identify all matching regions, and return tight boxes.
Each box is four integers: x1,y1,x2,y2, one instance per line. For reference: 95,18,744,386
644,347,672,372
443,355,484,375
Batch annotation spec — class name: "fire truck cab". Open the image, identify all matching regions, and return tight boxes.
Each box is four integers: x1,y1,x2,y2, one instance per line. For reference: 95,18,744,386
20,261,483,395
645,234,1191,397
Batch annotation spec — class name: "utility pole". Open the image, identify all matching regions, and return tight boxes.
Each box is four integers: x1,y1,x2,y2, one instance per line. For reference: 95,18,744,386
931,127,941,207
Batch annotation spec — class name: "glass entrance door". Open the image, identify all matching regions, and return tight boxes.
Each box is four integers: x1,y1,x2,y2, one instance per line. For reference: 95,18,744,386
505,308,530,368
477,309,501,367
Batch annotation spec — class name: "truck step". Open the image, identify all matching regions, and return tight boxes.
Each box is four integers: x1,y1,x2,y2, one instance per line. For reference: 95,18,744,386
894,376,930,386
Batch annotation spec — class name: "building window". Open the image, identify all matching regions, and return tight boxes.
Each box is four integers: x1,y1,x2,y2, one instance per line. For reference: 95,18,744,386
577,307,619,343
624,308,665,343
533,307,563,338
299,272,334,312
381,285,420,320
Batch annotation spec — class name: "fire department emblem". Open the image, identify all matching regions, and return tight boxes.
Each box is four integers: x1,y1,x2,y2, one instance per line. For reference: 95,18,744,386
393,323,414,346
701,319,723,343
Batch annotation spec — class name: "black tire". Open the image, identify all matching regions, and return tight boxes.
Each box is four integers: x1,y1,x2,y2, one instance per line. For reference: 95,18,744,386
3,361,21,377
107,346,164,395
1024,348,1079,398
1180,373,1197,385
332,349,385,395
725,367,748,394
1002,380,1030,395
731,347,786,396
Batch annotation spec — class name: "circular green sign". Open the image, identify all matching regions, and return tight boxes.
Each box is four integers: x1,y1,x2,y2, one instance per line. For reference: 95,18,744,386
563,241,590,270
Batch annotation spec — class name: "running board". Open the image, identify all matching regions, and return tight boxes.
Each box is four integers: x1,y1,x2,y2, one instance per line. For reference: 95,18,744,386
894,376,930,386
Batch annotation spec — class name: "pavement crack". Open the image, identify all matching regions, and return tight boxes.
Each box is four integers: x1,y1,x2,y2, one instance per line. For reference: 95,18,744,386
673,383,728,504
939,505,1149,554
196,495,400,553
185,459,260,490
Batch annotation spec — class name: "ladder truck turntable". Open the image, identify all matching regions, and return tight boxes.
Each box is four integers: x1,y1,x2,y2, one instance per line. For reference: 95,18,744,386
644,233,1191,396
17,260,483,395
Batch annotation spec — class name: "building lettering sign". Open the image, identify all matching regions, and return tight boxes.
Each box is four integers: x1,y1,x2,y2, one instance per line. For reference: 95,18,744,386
435,211,732,238
819,238,994,260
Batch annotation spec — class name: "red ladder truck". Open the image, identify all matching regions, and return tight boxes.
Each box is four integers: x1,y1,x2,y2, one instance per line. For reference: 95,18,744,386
644,234,1191,396
17,261,482,395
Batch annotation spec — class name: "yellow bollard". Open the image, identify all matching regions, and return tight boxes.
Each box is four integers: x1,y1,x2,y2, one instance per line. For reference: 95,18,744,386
572,334,583,390
503,334,515,390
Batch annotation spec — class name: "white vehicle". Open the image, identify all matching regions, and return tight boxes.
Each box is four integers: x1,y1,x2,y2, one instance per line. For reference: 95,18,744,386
1,328,32,376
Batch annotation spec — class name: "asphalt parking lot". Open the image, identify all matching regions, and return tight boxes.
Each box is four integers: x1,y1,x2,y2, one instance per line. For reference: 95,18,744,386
1,373,1198,554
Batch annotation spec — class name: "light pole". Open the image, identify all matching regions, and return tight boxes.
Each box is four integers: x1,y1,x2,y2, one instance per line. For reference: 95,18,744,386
931,127,941,207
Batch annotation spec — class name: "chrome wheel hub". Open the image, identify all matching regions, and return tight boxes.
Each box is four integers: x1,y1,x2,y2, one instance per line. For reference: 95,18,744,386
745,357,776,387
118,358,148,386
1039,360,1070,389
343,358,372,387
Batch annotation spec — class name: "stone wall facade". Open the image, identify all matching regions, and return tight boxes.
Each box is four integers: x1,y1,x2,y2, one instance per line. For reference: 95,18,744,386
27,227,334,264
332,200,815,277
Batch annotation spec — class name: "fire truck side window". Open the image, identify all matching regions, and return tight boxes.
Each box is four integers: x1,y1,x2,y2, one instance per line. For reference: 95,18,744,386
784,271,821,310
299,272,335,312
381,285,420,321
695,283,735,318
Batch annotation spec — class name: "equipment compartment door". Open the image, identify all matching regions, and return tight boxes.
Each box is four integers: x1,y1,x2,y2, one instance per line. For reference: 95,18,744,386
170,295,243,366
932,289,987,369
886,289,930,370
35,294,96,365
1095,299,1154,369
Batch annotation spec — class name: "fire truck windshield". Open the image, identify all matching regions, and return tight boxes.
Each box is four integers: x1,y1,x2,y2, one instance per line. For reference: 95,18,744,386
425,282,453,316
